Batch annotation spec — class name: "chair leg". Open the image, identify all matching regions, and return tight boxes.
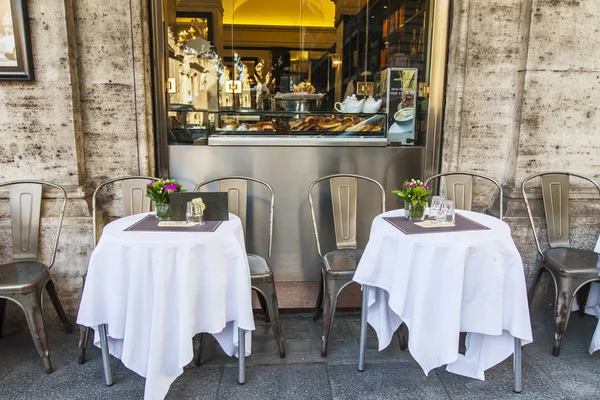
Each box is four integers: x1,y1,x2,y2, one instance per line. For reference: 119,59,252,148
313,274,324,322
397,323,409,351
529,264,546,307
78,326,90,364
45,280,73,334
22,290,52,373
256,291,270,323
0,298,6,340
552,275,581,357
192,333,207,366
576,282,592,318
254,282,286,358
321,277,346,357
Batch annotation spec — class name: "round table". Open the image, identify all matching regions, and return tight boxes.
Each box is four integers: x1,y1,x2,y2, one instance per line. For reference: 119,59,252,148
77,212,255,399
354,209,532,391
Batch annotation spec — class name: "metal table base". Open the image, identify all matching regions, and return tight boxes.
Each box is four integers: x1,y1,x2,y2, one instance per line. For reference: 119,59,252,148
238,327,246,384
357,285,522,393
96,325,248,387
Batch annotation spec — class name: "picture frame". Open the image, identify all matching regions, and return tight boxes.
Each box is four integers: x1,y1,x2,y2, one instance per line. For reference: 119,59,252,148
0,0,33,80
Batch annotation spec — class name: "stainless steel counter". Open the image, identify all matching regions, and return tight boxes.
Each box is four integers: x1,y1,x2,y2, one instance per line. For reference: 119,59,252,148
169,145,424,282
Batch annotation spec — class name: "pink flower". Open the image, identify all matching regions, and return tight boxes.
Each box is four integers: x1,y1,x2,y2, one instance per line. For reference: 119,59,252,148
164,183,179,192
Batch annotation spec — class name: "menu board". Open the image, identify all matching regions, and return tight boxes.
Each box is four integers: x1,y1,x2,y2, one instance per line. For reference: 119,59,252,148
375,68,418,145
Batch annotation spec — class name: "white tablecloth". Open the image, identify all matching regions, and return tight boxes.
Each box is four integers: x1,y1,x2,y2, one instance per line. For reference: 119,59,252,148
581,240,600,353
353,209,533,380
77,212,255,400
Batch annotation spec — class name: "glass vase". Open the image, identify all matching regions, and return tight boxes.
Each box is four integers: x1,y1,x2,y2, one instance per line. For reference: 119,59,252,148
155,203,171,221
405,201,425,221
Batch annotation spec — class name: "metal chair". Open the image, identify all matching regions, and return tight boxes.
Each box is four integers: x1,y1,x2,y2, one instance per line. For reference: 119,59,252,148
194,176,286,360
0,180,73,373
398,172,504,350
425,172,504,219
309,174,385,357
523,172,600,356
78,176,158,385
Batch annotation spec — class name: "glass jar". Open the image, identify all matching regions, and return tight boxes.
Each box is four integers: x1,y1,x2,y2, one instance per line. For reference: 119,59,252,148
155,203,171,221
405,201,425,221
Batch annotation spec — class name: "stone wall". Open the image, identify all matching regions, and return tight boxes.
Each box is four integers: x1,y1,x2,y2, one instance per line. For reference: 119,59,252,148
443,0,600,309
0,0,153,330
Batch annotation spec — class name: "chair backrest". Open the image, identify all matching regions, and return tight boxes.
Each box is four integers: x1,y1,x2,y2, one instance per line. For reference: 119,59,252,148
308,174,385,257
194,176,274,259
425,172,504,220
521,172,600,257
0,180,67,268
92,176,159,247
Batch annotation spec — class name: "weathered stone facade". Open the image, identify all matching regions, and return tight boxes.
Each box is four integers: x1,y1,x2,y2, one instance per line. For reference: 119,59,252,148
0,0,599,329
0,0,154,329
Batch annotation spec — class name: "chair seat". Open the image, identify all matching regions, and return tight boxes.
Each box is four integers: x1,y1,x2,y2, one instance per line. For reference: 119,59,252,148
0,261,49,293
323,249,364,278
248,254,273,283
544,248,600,277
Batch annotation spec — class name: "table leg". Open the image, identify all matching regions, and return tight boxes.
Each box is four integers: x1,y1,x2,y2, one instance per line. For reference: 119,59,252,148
513,337,522,393
358,284,369,372
98,324,113,386
238,327,245,385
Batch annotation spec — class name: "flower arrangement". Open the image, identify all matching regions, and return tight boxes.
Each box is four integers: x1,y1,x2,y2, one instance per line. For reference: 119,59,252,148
392,179,432,220
145,179,186,204
392,179,431,206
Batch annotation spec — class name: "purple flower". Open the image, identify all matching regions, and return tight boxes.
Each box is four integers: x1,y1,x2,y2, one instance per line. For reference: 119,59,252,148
424,185,429,190
147,182,153,188
164,183,179,192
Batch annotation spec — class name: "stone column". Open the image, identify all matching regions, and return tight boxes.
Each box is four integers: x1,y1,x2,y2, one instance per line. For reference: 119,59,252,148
0,0,85,185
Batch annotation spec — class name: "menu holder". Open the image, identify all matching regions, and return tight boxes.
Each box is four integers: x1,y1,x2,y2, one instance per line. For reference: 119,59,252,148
125,215,223,233
383,214,489,235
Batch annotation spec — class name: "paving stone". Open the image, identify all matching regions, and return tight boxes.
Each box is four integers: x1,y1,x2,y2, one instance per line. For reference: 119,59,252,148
0,312,599,399
251,338,277,354
285,338,312,353
165,366,222,400
328,362,450,400
435,356,566,400
218,364,332,400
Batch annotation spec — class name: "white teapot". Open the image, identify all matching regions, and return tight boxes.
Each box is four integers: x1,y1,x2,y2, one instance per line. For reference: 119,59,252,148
363,95,382,113
334,94,365,113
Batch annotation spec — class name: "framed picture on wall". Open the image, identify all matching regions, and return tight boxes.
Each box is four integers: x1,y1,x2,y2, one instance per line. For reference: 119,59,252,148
0,0,33,80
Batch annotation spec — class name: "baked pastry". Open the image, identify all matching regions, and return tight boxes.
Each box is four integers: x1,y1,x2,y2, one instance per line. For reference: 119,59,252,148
292,82,317,94
318,118,342,129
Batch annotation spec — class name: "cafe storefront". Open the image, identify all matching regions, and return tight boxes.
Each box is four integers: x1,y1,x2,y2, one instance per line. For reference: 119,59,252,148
149,0,451,306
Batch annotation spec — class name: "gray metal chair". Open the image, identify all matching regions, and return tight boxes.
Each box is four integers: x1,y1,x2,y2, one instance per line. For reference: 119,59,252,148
397,172,504,350
425,172,504,219
78,176,158,385
194,176,286,360
523,172,600,356
309,174,385,357
0,180,73,373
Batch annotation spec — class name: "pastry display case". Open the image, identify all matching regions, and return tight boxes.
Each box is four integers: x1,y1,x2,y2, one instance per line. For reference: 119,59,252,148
207,111,387,146
213,111,385,136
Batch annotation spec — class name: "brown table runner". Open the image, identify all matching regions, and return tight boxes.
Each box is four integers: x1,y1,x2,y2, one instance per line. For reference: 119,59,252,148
383,214,489,235
125,215,223,233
